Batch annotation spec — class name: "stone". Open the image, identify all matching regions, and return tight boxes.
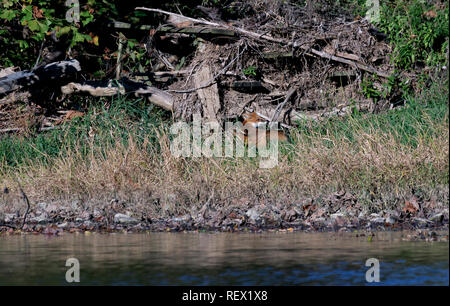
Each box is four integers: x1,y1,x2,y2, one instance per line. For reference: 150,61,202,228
385,216,396,225
93,209,102,218
246,207,262,224
71,200,81,211
45,204,59,213
172,214,191,222
31,213,48,224
4,213,16,222
330,213,345,219
37,202,48,210
114,213,138,224
370,217,385,224
358,210,368,219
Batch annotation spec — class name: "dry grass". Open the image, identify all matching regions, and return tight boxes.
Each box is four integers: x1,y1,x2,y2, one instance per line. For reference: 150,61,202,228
1,94,448,215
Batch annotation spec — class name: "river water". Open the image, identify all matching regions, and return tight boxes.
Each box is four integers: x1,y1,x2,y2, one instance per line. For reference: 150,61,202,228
0,231,448,285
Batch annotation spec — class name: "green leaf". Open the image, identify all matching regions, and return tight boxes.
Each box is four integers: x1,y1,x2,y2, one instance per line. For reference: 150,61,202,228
57,26,72,37
0,9,17,21
28,20,40,32
21,5,33,24
2,1,14,8
18,40,29,49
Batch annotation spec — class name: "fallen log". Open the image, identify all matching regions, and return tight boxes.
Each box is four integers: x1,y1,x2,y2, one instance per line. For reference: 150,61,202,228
157,25,237,37
262,51,294,59
305,48,391,78
110,21,237,38
232,81,270,94
132,70,190,78
108,21,153,31
0,60,81,95
193,64,221,123
61,79,174,111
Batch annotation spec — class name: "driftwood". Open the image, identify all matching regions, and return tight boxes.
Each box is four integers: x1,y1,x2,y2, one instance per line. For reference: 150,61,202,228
290,101,372,121
110,21,237,38
109,21,153,31
271,88,297,123
262,51,294,59
61,79,174,111
0,60,81,95
132,70,189,78
136,7,391,79
305,48,390,78
328,70,358,78
157,25,237,37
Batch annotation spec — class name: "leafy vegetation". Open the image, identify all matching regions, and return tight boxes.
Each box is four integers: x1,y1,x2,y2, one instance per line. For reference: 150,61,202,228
0,0,205,72
376,0,448,71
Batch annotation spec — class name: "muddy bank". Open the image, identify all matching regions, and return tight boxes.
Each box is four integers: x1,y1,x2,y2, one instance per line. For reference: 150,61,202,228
0,190,448,239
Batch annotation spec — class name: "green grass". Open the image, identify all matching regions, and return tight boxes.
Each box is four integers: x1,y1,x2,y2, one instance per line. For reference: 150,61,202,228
0,96,169,171
293,80,448,147
1,80,448,172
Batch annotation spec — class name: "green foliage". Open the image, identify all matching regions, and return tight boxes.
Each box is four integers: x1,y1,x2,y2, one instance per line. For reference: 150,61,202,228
0,1,209,74
376,0,449,70
242,65,257,76
360,75,382,99
0,0,96,68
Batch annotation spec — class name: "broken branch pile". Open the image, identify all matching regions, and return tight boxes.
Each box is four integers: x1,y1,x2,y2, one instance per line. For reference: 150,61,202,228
1,1,399,135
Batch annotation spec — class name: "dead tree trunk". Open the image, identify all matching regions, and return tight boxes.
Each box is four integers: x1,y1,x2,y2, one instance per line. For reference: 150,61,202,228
0,60,81,96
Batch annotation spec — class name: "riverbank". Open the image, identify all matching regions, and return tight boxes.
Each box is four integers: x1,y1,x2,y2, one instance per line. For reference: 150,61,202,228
1,1,449,238
0,187,448,239
1,82,449,237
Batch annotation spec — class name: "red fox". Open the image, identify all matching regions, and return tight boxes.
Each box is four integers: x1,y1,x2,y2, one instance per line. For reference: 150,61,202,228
237,111,288,146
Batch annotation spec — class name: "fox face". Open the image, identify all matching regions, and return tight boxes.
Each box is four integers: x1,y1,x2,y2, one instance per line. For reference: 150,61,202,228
239,111,288,146
242,111,267,128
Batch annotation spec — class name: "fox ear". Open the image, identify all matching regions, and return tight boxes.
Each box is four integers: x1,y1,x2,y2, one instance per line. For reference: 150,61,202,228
241,112,251,119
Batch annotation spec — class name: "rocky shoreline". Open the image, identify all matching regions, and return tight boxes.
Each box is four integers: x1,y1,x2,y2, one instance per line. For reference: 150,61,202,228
1,191,448,241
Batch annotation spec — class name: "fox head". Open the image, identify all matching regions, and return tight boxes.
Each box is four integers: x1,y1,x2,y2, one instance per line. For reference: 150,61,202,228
242,112,266,128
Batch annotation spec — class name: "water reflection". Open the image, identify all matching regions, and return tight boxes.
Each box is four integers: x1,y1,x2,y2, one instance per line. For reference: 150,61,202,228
0,232,448,285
